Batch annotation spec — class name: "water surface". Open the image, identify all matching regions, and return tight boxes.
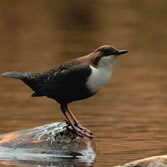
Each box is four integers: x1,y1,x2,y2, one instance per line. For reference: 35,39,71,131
0,1,167,166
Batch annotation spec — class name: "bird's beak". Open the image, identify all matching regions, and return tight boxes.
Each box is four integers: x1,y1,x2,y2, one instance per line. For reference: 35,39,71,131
115,50,128,56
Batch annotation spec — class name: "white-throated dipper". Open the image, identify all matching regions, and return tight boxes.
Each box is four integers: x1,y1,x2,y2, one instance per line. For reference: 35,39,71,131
2,45,128,138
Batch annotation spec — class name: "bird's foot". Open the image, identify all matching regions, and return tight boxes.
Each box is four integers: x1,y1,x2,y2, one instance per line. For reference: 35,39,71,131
74,122,93,135
75,129,94,138
65,120,94,138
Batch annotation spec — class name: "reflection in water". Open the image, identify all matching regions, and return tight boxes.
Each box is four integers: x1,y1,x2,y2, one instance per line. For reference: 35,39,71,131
0,158,94,167
0,1,167,167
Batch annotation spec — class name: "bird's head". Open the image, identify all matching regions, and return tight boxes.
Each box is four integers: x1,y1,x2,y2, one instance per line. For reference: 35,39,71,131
92,45,128,69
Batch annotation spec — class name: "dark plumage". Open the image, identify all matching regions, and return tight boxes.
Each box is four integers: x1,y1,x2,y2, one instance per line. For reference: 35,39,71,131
33,64,93,104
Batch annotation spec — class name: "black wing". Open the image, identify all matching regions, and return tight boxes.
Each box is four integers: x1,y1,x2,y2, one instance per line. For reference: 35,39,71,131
32,64,92,97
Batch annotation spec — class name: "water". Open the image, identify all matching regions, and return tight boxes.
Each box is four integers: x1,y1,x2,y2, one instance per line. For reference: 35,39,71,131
0,1,167,166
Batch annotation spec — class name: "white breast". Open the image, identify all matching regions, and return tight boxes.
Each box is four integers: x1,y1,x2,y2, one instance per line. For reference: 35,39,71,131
86,66,112,93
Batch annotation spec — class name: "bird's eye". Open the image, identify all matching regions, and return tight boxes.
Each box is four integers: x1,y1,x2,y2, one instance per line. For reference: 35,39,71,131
101,49,112,55
99,48,107,53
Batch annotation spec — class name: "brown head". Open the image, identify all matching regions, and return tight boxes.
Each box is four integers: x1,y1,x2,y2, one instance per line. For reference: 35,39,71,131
90,45,128,68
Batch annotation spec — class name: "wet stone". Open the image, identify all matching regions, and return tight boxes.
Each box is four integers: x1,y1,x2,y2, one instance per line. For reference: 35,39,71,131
0,122,96,166
115,155,167,167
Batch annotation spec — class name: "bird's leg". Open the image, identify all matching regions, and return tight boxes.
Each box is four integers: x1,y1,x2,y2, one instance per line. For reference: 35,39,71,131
66,106,93,135
61,105,76,132
66,106,79,126
61,105,93,138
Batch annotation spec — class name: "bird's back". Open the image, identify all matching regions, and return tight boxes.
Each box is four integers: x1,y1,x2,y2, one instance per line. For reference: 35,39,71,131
32,63,93,104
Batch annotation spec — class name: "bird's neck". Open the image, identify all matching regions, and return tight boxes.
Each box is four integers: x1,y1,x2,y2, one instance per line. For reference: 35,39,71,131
96,56,117,71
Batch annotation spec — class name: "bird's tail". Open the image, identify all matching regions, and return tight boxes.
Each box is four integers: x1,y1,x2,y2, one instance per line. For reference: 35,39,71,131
2,72,29,79
2,71,41,92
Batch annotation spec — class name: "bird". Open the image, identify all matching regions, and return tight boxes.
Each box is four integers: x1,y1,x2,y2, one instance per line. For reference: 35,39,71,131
2,45,128,138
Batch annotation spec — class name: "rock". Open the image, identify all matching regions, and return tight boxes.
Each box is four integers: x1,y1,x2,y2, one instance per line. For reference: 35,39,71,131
115,155,167,167
0,122,96,167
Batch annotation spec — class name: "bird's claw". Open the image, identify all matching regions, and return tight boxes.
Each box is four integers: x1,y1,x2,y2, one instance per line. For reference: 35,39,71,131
74,123,93,135
77,129,95,138
65,120,94,138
